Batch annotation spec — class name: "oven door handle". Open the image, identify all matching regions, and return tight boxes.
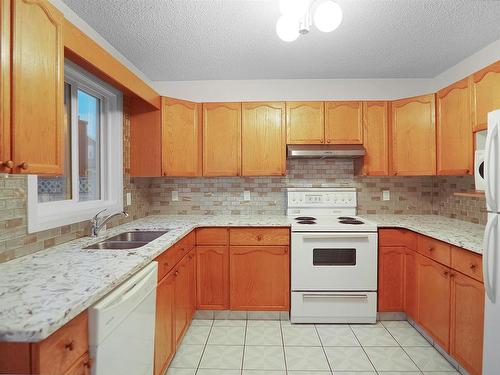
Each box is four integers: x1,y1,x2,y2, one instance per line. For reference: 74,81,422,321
302,234,371,240
303,293,369,299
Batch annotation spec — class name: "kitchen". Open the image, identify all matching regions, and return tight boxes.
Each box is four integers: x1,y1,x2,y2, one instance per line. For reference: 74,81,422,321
0,0,499,375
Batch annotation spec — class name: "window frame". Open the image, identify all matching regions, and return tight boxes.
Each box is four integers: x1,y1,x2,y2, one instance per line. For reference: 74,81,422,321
27,60,123,233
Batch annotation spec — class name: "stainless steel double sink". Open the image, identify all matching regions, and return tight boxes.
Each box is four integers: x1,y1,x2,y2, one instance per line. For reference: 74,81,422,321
85,230,169,250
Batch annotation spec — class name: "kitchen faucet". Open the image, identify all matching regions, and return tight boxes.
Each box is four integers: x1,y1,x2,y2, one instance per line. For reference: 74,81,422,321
90,209,129,237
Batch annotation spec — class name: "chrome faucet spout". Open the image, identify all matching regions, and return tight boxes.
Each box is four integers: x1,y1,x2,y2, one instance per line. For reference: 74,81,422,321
90,210,129,237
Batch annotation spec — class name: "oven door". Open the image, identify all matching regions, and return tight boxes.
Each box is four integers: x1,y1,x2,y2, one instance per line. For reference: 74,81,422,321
291,232,378,291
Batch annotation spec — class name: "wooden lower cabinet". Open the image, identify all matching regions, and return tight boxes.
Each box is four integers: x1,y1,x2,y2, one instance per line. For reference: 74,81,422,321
229,246,289,310
378,246,405,311
154,271,176,375
417,254,451,351
196,246,229,309
403,248,418,320
450,272,485,375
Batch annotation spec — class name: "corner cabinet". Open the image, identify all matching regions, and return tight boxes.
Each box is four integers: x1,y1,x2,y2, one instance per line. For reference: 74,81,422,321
436,78,473,175
286,101,324,144
391,94,436,176
378,246,405,312
471,61,500,132
241,102,286,176
2,0,64,174
325,101,363,144
162,97,202,176
362,101,389,176
202,102,241,177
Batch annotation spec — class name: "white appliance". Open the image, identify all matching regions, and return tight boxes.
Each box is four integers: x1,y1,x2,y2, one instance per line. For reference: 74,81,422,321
89,262,158,375
475,149,486,192
483,109,500,375
288,187,378,324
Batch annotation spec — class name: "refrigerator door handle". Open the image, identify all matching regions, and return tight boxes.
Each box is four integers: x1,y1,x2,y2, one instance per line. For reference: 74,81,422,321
485,119,498,212
483,215,498,303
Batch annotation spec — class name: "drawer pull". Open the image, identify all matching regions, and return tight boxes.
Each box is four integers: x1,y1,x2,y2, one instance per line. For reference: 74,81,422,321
65,341,74,351
443,271,449,277
179,247,186,251
256,235,263,241
470,263,477,270
19,162,29,170
428,246,435,252
2,160,14,169
174,270,179,277
84,358,92,369
163,262,169,268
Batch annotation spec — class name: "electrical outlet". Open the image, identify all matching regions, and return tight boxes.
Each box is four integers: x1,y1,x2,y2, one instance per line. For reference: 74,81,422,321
126,192,132,206
172,191,179,202
243,190,251,201
382,190,390,201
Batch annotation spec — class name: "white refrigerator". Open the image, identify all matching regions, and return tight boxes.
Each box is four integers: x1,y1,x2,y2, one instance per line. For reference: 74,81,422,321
483,109,500,374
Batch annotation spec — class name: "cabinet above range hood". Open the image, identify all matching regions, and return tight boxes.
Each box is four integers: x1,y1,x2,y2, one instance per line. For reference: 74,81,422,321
287,144,366,159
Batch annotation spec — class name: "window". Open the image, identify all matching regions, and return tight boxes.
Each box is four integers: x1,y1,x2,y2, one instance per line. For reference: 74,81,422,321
28,60,123,233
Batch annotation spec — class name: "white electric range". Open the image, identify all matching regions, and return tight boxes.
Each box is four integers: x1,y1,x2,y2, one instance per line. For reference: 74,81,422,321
288,187,378,324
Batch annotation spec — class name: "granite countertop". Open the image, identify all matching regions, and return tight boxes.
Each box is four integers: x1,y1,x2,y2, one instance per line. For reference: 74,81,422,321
0,214,485,343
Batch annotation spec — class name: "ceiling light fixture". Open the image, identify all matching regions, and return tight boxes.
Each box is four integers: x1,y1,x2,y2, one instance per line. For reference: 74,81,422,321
276,0,343,42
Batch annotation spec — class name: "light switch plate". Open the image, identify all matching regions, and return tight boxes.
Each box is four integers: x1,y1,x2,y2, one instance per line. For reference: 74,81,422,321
382,190,390,201
126,192,132,206
172,191,179,201
243,190,251,201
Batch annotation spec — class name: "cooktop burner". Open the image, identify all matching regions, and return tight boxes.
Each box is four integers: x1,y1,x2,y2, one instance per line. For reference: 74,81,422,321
339,219,364,225
297,220,316,224
295,216,316,221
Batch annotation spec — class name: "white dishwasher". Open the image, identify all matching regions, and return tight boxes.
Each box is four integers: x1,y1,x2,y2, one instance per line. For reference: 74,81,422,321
89,262,158,375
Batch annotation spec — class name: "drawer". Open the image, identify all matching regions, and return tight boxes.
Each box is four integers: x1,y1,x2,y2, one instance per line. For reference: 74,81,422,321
156,247,179,280
378,229,418,250
229,228,290,246
291,291,377,324
417,235,451,266
451,246,483,282
176,231,195,253
196,228,228,245
32,312,89,375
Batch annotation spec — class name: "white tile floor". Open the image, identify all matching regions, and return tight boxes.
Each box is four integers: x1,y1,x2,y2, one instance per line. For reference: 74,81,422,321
166,319,460,375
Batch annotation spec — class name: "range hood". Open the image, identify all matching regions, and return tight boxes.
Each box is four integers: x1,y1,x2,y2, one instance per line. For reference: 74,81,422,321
287,144,366,159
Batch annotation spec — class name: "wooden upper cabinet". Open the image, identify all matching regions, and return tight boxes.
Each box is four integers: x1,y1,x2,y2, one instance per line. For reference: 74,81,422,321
450,272,484,375
202,102,241,176
391,94,436,176
362,101,389,175
11,0,64,174
241,102,286,176
0,0,10,173
286,101,324,144
436,78,473,175
471,61,500,132
325,101,363,144
162,97,202,176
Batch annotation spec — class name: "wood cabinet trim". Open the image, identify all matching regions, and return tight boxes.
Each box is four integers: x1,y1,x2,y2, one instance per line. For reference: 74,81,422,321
0,0,10,173
362,101,389,176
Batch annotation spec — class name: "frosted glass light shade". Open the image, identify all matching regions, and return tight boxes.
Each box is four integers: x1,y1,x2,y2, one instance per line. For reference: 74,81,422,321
314,0,343,32
276,15,300,42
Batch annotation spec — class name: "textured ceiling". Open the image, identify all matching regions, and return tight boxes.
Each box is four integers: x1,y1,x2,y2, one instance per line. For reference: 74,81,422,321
62,0,500,81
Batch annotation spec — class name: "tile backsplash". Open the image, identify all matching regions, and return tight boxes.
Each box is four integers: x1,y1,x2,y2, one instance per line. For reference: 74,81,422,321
0,156,485,263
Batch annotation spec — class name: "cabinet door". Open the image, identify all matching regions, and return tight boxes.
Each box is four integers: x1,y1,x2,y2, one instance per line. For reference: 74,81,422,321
63,353,91,375
436,78,473,175
471,61,500,132
417,255,451,350
391,94,436,176
162,97,202,176
362,101,389,175
174,259,190,343
378,246,405,312
229,246,289,310
196,246,229,309
11,0,64,174
154,272,175,375
203,102,241,176
403,248,418,321
286,101,324,144
450,272,484,375
187,250,196,319
325,101,363,144
241,102,286,176
0,0,10,173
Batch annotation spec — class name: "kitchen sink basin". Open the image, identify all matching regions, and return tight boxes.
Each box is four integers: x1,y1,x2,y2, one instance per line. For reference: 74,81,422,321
105,230,169,242
84,230,169,250
85,241,149,250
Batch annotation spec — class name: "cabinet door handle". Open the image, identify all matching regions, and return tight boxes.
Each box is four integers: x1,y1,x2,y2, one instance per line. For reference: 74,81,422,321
256,235,263,241
470,263,477,270
65,341,74,351
326,139,331,143
18,162,29,170
2,160,14,169
428,246,435,252
174,270,179,276
443,271,449,277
